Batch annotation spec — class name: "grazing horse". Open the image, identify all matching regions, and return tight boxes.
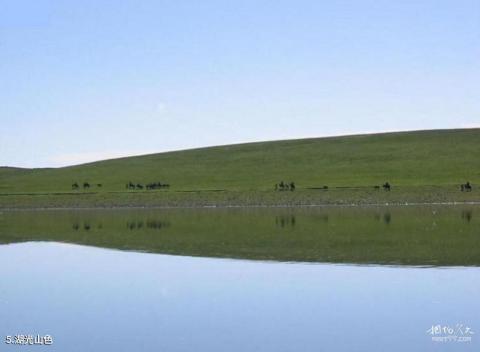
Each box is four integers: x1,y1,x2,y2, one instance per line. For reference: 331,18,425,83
83,182,90,189
275,181,296,191
72,182,79,190
383,182,391,191
461,182,472,192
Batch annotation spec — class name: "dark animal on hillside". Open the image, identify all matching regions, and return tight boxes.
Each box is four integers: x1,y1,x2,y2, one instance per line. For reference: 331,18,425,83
72,182,79,190
383,182,391,191
83,182,90,189
97,184,102,187
461,182,472,192
275,181,295,191
374,185,380,190
146,182,170,190
126,182,136,190
136,184,144,190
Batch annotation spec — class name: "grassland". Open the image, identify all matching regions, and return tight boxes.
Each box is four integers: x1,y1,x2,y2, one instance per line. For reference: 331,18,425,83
1,129,479,208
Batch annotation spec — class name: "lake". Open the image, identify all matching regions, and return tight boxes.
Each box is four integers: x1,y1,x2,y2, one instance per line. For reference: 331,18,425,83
0,206,479,351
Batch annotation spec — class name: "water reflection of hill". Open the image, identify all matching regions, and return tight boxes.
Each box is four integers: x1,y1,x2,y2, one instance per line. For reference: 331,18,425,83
0,206,479,266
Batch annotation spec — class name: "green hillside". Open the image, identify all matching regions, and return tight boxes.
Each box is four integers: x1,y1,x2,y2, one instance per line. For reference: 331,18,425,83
1,129,479,195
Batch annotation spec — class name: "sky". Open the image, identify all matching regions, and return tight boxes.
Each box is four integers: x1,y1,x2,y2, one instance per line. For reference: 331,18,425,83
1,0,479,168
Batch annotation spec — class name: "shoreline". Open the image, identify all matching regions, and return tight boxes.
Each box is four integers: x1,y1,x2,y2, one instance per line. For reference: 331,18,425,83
1,187,478,210
2,200,480,211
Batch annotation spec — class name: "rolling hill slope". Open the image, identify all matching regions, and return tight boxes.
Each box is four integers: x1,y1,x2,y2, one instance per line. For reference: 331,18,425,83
1,129,479,194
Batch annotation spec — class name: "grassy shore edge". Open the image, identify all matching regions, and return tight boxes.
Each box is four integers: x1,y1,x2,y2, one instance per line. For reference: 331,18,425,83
1,186,479,209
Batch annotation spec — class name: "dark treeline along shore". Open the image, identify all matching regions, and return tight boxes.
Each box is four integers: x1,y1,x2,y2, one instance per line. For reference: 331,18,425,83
1,206,479,266
0,129,479,208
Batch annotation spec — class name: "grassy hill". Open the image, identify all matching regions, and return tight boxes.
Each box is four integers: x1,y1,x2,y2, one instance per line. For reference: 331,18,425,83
2,129,480,192
1,129,479,208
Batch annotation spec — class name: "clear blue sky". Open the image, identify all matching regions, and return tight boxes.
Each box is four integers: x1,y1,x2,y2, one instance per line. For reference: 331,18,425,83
1,0,478,167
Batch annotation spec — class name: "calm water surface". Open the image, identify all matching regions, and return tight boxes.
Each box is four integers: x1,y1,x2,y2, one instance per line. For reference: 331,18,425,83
0,206,479,351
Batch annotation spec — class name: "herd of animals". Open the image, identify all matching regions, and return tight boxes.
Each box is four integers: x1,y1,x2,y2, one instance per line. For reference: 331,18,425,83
71,182,101,189
125,181,170,190
71,181,474,192
275,181,296,191
275,181,393,191
273,181,473,192
71,181,169,190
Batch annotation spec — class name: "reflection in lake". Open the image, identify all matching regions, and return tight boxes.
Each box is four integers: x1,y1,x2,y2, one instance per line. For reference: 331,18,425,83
0,242,479,352
72,219,171,231
462,209,473,223
383,212,391,224
1,207,479,351
126,220,170,230
275,215,296,228
1,205,480,266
